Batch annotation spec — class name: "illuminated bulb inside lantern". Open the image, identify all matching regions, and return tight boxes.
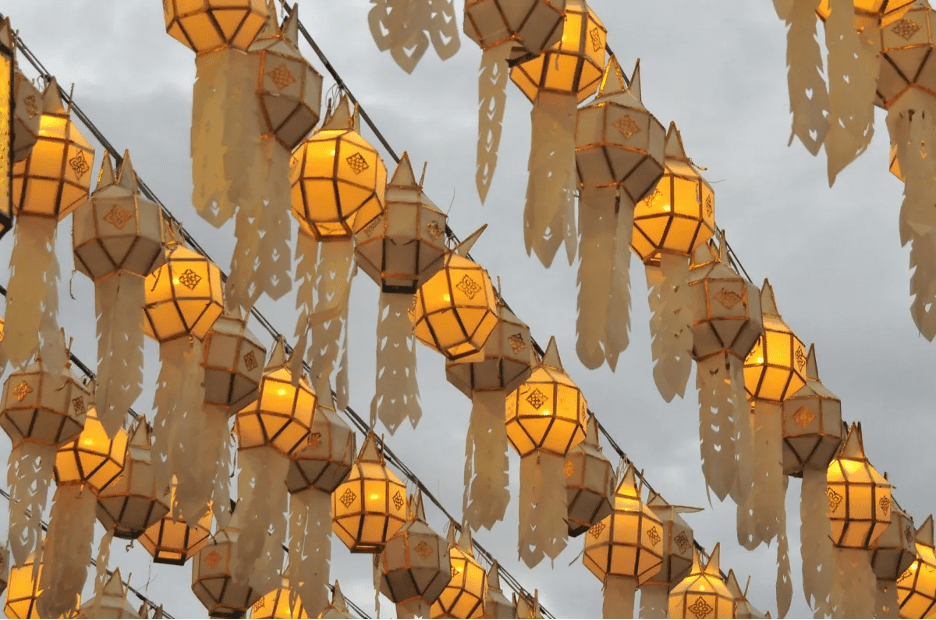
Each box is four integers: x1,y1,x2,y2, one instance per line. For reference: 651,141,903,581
443,294,451,302
756,357,764,363
370,494,380,500
278,388,288,396
842,460,863,475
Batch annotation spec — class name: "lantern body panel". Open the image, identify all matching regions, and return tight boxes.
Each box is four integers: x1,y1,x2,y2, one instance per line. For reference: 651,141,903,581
203,316,265,411
54,411,127,494
505,364,586,457
688,261,763,363
140,500,212,565
897,542,936,618
582,493,665,585
871,509,917,580
827,457,892,548
644,509,696,588
0,47,12,241
0,362,90,448
445,305,533,396
781,381,843,476
250,582,309,619
332,448,407,553
287,403,356,494
380,521,452,606
668,573,736,620
817,0,914,26
430,546,486,619
164,0,268,53
463,0,565,54
192,527,261,616
236,365,315,456
11,67,41,164
564,444,613,537
743,313,807,402
4,554,41,620
873,4,936,107
143,244,224,342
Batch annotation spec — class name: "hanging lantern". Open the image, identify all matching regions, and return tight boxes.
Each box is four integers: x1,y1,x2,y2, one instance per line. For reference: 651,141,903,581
250,578,309,619
4,551,41,620
73,152,166,437
368,0,460,73
483,561,516,619
871,506,917,618
687,235,763,503
355,153,448,432
668,545,736,620
564,414,613,537
446,297,533,531
506,337,586,567
139,483,212,565
897,514,936,618
725,570,769,620
76,568,141,619
0,18,41,165
412,236,499,361
0,33,12,241
514,590,542,618
5,77,94,370
817,0,915,24
430,526,486,619
510,0,606,267
379,491,452,618
574,56,665,371
192,526,262,618
0,330,90,566
332,431,407,554
641,493,702,618
319,582,353,620
582,464,664,618
463,0,566,202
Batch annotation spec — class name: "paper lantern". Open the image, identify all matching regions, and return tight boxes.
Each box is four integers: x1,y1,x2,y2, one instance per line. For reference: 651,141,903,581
379,491,452,618
668,545,736,620
817,0,914,25
4,552,41,620
583,464,664,618
564,414,613,537
871,2,936,107
356,153,448,433
249,578,309,619
641,493,703,617
96,415,171,540
203,313,266,411
430,527,486,619
164,0,267,52
287,396,355,495
0,37,12,241
743,281,806,402
483,561,516,619
319,582,353,620
514,590,543,618
192,526,262,618
871,506,917,617
897,515,936,618
53,407,127,492
139,486,212,565
0,18,40,165
725,570,768,620
76,568,141,619
412,246,499,361
506,337,586,567
332,431,407,553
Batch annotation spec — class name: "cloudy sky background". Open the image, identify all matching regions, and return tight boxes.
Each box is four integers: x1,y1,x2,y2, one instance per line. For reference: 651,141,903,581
0,0,934,618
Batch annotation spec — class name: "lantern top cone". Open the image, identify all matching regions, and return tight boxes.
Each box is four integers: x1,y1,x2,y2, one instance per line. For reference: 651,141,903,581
319,581,353,619
77,568,140,619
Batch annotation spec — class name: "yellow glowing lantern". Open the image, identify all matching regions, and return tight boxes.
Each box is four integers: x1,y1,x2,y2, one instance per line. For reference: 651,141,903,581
642,493,703,616
668,545,736,620
203,313,266,411
0,37,12,239
192,526,261,617
4,552,41,619
139,484,212,565
0,18,40,165
827,423,892,549
412,247,499,361
249,578,309,619
564,414,614,537
463,0,565,54
332,431,407,553
483,561,516,619
897,515,936,618
631,123,715,265
430,527,487,619
743,280,807,402
164,0,268,53
54,407,127,492
76,568,139,619
817,0,914,26
290,95,387,240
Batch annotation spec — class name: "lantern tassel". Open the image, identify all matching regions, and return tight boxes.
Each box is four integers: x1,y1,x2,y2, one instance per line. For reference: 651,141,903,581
830,548,875,618
7,442,56,566
875,578,899,619
638,583,668,619
800,466,834,617
3,215,59,368
785,0,829,155
696,354,738,502
95,273,145,439
463,390,510,531
576,188,616,370
603,574,637,619
370,291,421,433
37,484,97,618
604,191,635,371
776,478,793,619
518,452,568,568
305,241,355,394
289,488,331,618
737,401,785,549
227,202,263,313
647,255,693,402
476,44,511,204
254,136,293,302
90,528,115,620
525,90,578,268
729,358,754,505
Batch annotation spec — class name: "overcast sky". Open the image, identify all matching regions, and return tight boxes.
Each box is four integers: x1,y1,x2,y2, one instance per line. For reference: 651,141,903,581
1,1,934,618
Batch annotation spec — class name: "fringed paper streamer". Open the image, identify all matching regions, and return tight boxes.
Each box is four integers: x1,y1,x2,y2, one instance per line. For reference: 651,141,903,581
830,548,876,618
208,404,233,530
232,448,290,592
463,390,510,531
227,201,263,313
776,477,792,619
3,216,58,369
37,484,97,618
576,188,616,370
518,452,567,568
728,360,753,505
696,355,738,502
824,0,878,185
288,488,331,618
737,401,785,549
90,528,115,620
603,574,637,619
372,554,382,619
605,198,634,370
477,44,511,203
801,466,834,617
638,583,668,619
876,578,899,619
525,91,578,267
7,443,55,565
370,292,421,433
367,0,460,73
648,254,693,402
95,274,145,439
785,0,830,155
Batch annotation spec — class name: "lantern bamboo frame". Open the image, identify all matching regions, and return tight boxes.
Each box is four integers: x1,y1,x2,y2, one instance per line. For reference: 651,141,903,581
164,0,268,54
139,488,212,565
870,1,936,108
4,553,41,620
463,0,565,54
564,415,613,537
871,507,917,580
668,546,736,620
250,579,309,619
202,314,266,411
191,526,261,617
53,407,127,493
743,280,807,402
431,528,487,619
286,397,356,494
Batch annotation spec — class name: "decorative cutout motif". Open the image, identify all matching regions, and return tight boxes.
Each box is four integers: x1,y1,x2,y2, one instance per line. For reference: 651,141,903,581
415,541,433,559
178,268,202,291
204,550,221,568
243,351,258,371
72,397,85,416
906,525,915,544
826,487,843,513
892,19,921,40
456,274,481,300
880,496,891,516
427,220,444,239
675,531,691,553
688,597,714,619
792,406,816,429
508,333,527,354
252,597,265,614
451,565,460,577
589,521,606,539
364,218,380,238
392,490,404,511
647,526,661,546
267,63,296,90
705,195,714,217
564,459,574,478
714,288,741,310
69,151,90,179
795,346,807,370
289,156,299,174
308,432,321,449
898,568,913,583
339,488,356,508
615,114,641,139
525,388,548,410
104,204,133,230
24,95,39,119
12,381,32,402
589,27,602,52
407,296,417,322
346,152,369,175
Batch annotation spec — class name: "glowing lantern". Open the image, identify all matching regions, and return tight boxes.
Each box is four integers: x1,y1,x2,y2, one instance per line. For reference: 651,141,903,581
76,568,140,619
249,578,309,619
0,34,12,241
871,506,917,617
483,561,516,619
164,0,267,52
668,545,736,620
412,241,499,361
510,0,606,266
192,526,262,617
897,515,936,618
640,493,702,617
379,491,452,618
355,153,448,432
430,527,486,619
583,464,664,617
96,415,171,540
332,431,407,553
446,299,533,530
139,484,212,565
564,414,613,537
4,552,41,619
0,18,40,165
203,312,266,411
506,337,586,567
319,582,353,620
871,1,936,107
816,0,914,25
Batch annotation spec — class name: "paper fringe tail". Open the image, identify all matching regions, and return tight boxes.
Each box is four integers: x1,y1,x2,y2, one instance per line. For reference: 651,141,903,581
254,137,293,302
729,361,754,505
476,44,511,204
463,390,510,531
227,201,262,313
525,91,578,268
647,255,693,402
605,197,634,370
777,476,792,619
875,578,899,619
603,574,637,619
737,401,784,550
800,466,833,617
370,292,421,433
90,528,115,620
638,583,668,619
7,442,56,566
289,488,331,619
518,452,567,568
37,484,97,618
696,355,738,502
576,188,616,370
785,0,830,155
3,216,58,368
830,548,875,618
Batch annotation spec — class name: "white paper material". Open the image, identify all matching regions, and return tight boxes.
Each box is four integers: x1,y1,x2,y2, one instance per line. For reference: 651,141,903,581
801,467,833,617
38,484,97,618
518,452,567,568
785,0,829,156
605,198,634,370
367,0,460,73
696,355,738,502
638,583,668,619
289,488,331,619
776,477,792,619
831,548,875,619
7,442,55,566
603,574,637,619
576,187,617,370
477,44,511,203
737,401,785,549
875,579,899,619
89,528,115,620
648,255,693,402
370,292,421,433
729,357,754,506
463,390,510,531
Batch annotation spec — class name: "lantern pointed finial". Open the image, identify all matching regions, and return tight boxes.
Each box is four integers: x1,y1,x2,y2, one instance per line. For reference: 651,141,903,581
409,489,427,523
703,543,721,576
838,423,867,461
330,581,349,612
541,336,564,370
117,150,140,192
128,414,152,449
256,0,281,40
615,463,640,499
627,58,642,102
454,225,487,256
102,567,129,598
0,17,14,51
389,152,418,188
725,569,743,598
266,336,288,370
42,76,67,115
689,547,703,575
804,344,819,381
358,431,385,465
584,413,601,447
663,121,689,160
97,154,117,189
647,491,703,514
487,560,502,590
282,2,300,44
597,55,627,98
760,278,780,316
322,95,360,132
457,524,475,557
917,515,935,547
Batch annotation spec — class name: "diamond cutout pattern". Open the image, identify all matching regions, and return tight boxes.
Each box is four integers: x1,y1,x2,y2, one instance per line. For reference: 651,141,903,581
427,220,444,239
24,95,38,118
308,432,321,449
392,490,404,511
615,114,641,139
827,487,843,513
795,346,807,370
456,274,481,300
12,381,32,402
339,488,356,508
705,195,714,217
243,351,258,371
589,521,606,539
346,152,369,175
688,597,714,619
714,288,741,310
906,525,915,544
104,204,133,230
178,268,202,291
892,19,920,40
675,531,691,553
415,541,433,559
205,550,221,568
268,63,296,90
880,496,891,516
589,27,602,52
564,459,574,478
72,397,85,416
526,388,548,410
508,333,526,354
792,406,815,429
647,526,661,547
70,151,90,179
